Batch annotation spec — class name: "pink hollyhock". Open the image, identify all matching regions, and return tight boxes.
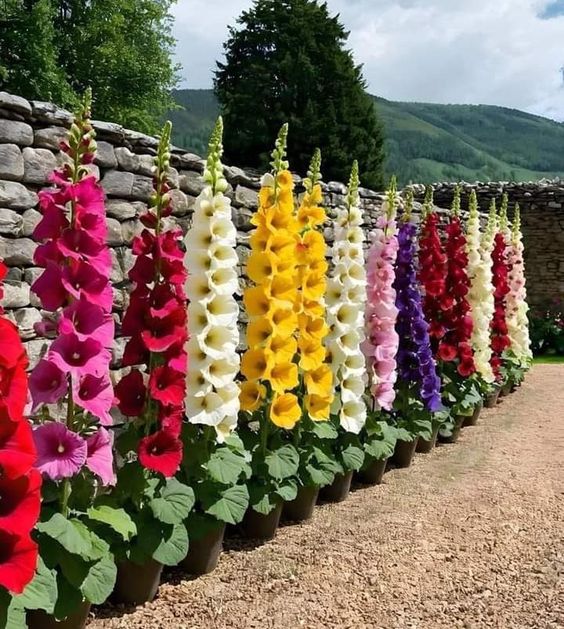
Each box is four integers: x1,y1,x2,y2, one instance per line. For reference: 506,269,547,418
59,298,114,346
138,430,183,478
0,531,38,594
0,470,41,535
73,374,114,426
60,261,113,310
364,213,399,411
85,428,115,485
48,333,108,378
28,359,67,410
33,422,87,480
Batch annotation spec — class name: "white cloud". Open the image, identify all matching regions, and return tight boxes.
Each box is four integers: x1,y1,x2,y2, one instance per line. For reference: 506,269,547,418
171,0,564,121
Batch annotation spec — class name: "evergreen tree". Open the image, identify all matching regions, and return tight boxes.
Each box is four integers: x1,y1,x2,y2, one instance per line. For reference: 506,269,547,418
214,0,385,189
0,0,179,133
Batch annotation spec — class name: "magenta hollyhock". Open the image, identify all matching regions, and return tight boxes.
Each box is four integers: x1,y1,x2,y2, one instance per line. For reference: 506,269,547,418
115,122,187,479
85,428,115,486
29,94,115,487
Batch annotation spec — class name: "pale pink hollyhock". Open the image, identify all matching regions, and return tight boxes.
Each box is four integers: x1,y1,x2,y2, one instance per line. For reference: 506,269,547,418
28,359,67,410
49,333,109,378
73,374,114,426
59,299,114,346
85,428,115,485
34,422,87,480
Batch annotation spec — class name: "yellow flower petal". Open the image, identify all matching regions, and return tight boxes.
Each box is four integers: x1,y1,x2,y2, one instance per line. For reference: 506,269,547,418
241,348,270,381
305,394,332,422
304,364,333,397
243,286,270,317
270,393,301,429
266,362,298,394
239,380,266,412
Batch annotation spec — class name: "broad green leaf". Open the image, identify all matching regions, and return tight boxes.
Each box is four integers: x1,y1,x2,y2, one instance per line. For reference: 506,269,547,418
275,479,298,502
80,555,117,604
204,484,249,525
0,591,25,629
265,444,299,480
36,514,91,558
310,421,338,439
341,444,364,472
365,439,394,461
207,447,248,485
249,484,277,515
306,464,334,487
152,524,188,566
19,556,58,614
53,573,83,621
87,506,137,541
149,478,195,525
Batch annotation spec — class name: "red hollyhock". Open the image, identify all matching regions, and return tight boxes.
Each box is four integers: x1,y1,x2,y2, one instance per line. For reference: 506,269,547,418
490,232,511,380
115,123,187,478
0,470,42,535
138,430,183,477
0,531,38,594
0,417,36,479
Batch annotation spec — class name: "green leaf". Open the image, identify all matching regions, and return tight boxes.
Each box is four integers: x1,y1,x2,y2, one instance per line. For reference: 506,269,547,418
305,464,334,487
18,556,58,614
149,478,195,525
365,438,394,461
207,447,248,485
87,506,137,541
152,524,188,566
275,479,298,502
341,444,364,472
80,555,117,605
53,573,83,621
265,444,299,480
0,590,25,629
310,421,338,439
248,484,277,515
36,514,91,558
204,484,249,525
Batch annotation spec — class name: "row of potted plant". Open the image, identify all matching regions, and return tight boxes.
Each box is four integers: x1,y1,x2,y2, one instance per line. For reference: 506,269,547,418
0,94,532,628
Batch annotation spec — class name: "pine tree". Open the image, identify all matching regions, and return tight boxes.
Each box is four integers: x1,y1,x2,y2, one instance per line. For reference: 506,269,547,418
214,0,385,189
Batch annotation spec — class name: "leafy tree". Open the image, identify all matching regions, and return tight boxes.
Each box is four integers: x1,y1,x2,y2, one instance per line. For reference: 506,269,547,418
0,0,180,132
214,0,385,188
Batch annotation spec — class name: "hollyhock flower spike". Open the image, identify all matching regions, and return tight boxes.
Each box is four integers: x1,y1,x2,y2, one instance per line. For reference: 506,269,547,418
466,191,495,382
506,204,532,366
184,118,240,441
326,161,368,433
29,90,115,492
363,176,399,411
394,191,442,412
116,121,187,477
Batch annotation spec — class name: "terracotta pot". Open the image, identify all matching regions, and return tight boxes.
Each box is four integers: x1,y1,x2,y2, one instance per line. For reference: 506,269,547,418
439,415,465,444
484,385,501,408
240,502,282,540
319,471,353,503
283,485,319,522
357,458,388,485
27,602,91,629
111,558,163,605
416,425,440,453
463,401,483,427
180,523,226,576
391,438,418,468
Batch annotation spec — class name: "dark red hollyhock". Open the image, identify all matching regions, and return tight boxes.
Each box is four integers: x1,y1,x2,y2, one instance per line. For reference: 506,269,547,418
0,470,42,535
115,126,188,478
0,417,36,480
440,217,476,377
490,232,511,380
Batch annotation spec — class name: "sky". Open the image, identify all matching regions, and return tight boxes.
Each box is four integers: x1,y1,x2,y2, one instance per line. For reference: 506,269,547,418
171,0,564,122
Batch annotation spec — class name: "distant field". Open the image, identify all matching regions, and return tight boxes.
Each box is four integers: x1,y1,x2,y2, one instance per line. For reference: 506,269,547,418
168,89,564,186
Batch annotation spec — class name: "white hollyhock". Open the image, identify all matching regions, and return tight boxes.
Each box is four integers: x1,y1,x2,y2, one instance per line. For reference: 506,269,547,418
506,204,533,365
326,162,367,434
184,118,241,441
466,191,495,383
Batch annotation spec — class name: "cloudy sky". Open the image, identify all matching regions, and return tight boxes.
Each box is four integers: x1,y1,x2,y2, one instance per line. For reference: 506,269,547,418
171,0,564,121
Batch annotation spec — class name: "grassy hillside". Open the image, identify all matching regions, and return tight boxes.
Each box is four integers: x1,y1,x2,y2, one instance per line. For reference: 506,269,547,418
168,89,564,186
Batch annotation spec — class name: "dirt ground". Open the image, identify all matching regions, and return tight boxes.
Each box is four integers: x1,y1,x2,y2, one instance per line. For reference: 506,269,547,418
89,365,564,629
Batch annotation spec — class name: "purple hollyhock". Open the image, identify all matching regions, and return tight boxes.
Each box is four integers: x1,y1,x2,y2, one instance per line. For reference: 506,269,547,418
33,422,87,480
394,220,442,412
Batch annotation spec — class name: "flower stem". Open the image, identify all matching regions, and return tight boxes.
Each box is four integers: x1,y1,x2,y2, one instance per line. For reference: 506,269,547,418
60,478,71,518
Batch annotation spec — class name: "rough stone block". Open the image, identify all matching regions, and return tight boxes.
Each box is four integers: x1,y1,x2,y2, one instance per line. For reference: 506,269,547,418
234,185,258,209
0,144,24,181
106,217,124,246
101,171,135,198
115,147,140,173
34,126,67,150
0,92,32,116
31,101,73,126
22,209,41,237
0,180,38,210
24,338,50,368
0,208,23,235
95,141,118,169
136,154,155,177
13,307,42,340
169,189,190,216
131,175,153,201
0,120,33,146
22,147,58,184
179,170,205,196
0,236,36,265
106,199,143,221
1,281,30,308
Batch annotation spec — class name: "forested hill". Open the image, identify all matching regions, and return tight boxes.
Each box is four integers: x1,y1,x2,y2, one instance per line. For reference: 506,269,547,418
168,89,564,186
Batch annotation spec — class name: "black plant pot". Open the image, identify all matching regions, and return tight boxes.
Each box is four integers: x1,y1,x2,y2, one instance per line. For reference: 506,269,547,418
111,558,163,605
357,458,388,485
463,401,483,427
391,438,418,468
180,523,226,576
240,503,283,540
484,385,501,408
283,485,319,522
416,425,440,453
439,415,465,444
319,471,353,503
500,381,512,397
27,602,92,629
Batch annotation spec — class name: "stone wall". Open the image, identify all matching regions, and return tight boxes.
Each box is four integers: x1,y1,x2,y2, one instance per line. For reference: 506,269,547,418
410,182,564,307
0,91,562,367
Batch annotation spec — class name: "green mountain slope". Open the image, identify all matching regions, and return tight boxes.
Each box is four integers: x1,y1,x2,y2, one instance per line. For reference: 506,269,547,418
168,89,564,186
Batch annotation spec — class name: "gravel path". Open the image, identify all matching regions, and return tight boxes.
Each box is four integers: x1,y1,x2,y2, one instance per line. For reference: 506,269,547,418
89,365,564,629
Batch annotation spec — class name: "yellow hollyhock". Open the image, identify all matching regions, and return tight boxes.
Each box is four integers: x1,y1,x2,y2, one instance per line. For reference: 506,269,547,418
241,348,271,381
304,364,333,397
305,394,333,422
239,381,266,412
266,362,299,394
270,393,301,429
